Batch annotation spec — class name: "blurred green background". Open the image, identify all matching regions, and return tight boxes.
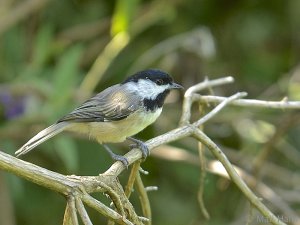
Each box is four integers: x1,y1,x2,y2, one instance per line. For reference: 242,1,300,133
1,0,300,225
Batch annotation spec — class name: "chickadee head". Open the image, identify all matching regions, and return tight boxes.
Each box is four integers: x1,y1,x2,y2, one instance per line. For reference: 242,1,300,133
122,69,183,111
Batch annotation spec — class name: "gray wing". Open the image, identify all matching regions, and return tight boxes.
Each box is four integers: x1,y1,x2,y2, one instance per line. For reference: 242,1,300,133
58,84,141,123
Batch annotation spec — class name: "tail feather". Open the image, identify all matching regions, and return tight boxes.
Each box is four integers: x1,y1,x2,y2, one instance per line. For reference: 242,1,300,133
15,122,69,157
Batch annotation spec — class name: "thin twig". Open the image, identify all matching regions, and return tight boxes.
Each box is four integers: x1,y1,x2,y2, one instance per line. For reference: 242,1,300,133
107,162,140,225
125,161,141,198
195,95,300,109
194,92,247,127
111,180,142,225
139,167,149,175
138,217,150,223
135,172,151,225
197,142,210,220
0,151,73,194
207,160,300,224
152,145,300,223
63,196,79,225
192,129,287,225
196,102,210,220
2,77,300,225
180,76,234,125
220,146,300,188
145,186,158,192
96,181,125,218
75,197,93,225
104,88,245,176
82,193,133,225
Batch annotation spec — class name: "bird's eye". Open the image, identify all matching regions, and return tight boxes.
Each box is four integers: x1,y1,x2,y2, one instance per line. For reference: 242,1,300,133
155,79,163,85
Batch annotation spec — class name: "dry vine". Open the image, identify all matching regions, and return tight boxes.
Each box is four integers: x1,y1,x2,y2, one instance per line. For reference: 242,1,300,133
0,77,299,225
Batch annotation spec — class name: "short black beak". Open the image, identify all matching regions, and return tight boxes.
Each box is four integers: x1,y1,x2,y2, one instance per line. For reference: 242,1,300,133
170,82,184,89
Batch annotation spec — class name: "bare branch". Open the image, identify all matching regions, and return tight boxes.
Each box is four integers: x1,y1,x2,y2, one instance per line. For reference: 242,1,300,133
2,77,300,224
152,145,300,223
135,172,151,225
63,196,79,225
194,92,247,127
125,161,141,198
195,95,300,109
82,193,133,225
75,197,93,225
145,186,158,192
208,160,300,223
197,142,210,220
103,125,194,177
180,76,234,125
0,151,73,194
192,129,287,225
104,91,247,177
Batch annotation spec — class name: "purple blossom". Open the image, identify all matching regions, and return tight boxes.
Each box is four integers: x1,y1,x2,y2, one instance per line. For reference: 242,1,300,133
0,90,25,119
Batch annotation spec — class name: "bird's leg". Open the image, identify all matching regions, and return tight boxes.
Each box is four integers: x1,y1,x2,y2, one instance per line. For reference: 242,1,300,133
127,137,149,159
103,144,129,168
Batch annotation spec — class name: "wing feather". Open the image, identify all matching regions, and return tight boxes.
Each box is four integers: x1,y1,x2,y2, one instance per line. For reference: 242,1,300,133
58,84,140,123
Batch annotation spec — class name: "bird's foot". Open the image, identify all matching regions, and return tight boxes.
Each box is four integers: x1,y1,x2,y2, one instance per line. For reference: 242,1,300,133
103,145,129,168
127,137,149,160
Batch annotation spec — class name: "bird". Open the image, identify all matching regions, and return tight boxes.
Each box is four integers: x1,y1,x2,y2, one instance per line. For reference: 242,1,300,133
15,69,183,166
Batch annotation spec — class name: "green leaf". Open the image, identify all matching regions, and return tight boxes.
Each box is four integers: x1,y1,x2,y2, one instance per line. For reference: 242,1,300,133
111,0,140,36
54,136,79,172
32,24,54,69
49,45,83,116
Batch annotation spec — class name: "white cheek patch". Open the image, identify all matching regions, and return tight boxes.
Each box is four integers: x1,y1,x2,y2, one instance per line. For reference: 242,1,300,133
135,80,170,100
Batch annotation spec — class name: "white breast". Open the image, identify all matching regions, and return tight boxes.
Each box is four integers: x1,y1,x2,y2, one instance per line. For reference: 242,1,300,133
66,108,162,143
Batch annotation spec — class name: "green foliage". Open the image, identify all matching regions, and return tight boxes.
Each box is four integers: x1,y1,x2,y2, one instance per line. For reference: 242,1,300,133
111,0,139,35
0,0,299,225
48,44,83,117
31,24,54,69
54,136,79,172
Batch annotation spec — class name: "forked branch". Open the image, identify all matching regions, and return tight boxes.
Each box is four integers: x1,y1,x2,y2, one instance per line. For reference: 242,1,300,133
1,77,300,225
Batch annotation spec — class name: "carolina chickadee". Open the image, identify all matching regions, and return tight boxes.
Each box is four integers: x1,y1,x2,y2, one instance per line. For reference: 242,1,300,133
15,69,183,166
